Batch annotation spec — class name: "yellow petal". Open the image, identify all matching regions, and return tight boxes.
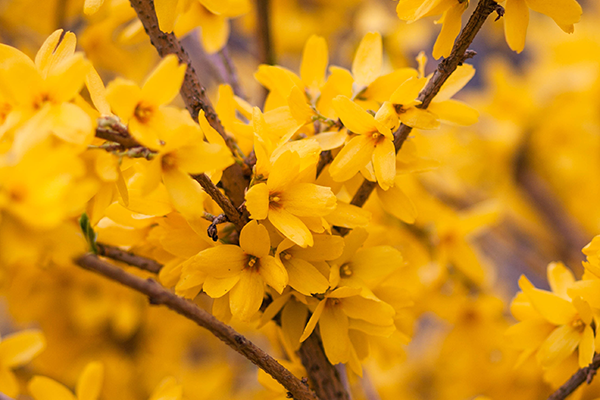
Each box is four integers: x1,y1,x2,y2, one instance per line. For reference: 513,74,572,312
76,362,104,400
300,299,327,342
203,275,241,298
105,78,142,121
142,55,186,107
300,35,328,90
85,67,111,115
389,77,427,105
284,257,330,295
329,135,375,182
51,103,94,145
185,245,246,277
504,0,529,53
317,67,354,119
245,183,270,220
28,376,77,400
259,256,288,294
269,208,313,248
240,220,270,258
373,139,396,190
267,150,301,192
84,0,104,14
155,0,179,32
518,275,577,325
282,183,336,217
324,201,371,229
340,296,395,326
0,330,45,368
579,325,594,368
281,300,309,351
229,269,264,321
427,99,479,125
314,129,348,151
352,32,382,87
351,246,404,284
197,11,229,54
0,367,18,398
254,65,302,99
536,325,580,368
435,64,475,102
525,0,582,26
320,304,350,364
376,184,417,223
432,3,465,60
547,262,575,299
505,319,555,350
162,168,206,220
174,142,234,174
398,107,440,130
362,69,418,103
332,95,377,135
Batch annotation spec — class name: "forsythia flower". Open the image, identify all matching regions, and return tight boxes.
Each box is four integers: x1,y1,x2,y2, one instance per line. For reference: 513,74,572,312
503,0,583,52
177,220,288,321
105,54,187,150
506,262,595,369
245,150,336,247
29,362,104,400
396,0,469,59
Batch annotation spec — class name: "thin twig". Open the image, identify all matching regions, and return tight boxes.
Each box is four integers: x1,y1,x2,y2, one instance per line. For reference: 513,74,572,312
209,47,247,100
348,0,503,211
206,213,229,241
96,243,163,273
75,254,319,400
129,0,249,208
548,354,600,400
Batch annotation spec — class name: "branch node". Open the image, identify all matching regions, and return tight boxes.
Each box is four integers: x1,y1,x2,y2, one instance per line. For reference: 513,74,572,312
495,4,505,20
207,213,230,241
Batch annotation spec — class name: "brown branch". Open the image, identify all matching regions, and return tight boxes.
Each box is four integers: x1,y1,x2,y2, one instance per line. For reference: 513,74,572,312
96,243,163,273
298,329,350,400
256,0,274,66
548,354,600,400
129,0,249,209
96,116,141,148
75,254,319,400
348,0,503,210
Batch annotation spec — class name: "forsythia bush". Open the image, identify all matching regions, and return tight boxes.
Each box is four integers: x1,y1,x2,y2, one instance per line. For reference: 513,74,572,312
0,0,599,399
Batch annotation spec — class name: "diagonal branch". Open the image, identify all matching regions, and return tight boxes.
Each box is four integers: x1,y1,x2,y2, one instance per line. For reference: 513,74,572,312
548,353,600,400
97,243,163,273
129,0,249,208
348,0,503,211
75,254,319,400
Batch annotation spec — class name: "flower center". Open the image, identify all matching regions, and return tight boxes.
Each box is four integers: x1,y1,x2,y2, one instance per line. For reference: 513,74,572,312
246,255,259,271
571,318,585,332
134,102,154,123
269,191,283,210
339,263,353,277
161,154,177,170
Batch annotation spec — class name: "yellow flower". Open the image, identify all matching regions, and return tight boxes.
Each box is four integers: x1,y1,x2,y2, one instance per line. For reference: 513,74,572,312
396,0,469,59
0,330,45,398
105,54,187,150
141,111,233,220
503,0,582,53
329,96,397,190
29,362,103,400
506,262,595,369
245,151,336,248
177,220,288,321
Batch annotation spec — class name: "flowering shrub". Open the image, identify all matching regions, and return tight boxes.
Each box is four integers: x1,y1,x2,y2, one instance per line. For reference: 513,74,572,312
1,0,599,399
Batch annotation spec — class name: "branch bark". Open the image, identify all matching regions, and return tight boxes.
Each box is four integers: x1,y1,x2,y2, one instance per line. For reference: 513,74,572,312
298,330,350,400
256,0,274,66
348,0,503,210
96,243,163,274
548,354,600,400
76,254,319,400
129,0,249,209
